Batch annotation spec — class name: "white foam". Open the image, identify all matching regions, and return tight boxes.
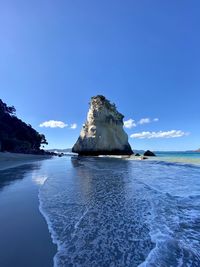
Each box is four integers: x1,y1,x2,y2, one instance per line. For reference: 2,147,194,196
37,157,200,267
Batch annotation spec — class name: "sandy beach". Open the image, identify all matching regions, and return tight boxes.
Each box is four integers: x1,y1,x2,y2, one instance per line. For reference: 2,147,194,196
0,152,52,170
0,156,56,267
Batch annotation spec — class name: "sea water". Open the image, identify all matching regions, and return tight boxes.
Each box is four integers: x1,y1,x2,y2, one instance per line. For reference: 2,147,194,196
151,151,200,165
38,156,200,267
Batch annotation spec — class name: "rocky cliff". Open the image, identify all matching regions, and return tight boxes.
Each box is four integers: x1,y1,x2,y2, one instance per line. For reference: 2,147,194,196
72,95,133,155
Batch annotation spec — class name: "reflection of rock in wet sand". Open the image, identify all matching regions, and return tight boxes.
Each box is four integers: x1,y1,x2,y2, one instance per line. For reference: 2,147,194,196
70,156,130,200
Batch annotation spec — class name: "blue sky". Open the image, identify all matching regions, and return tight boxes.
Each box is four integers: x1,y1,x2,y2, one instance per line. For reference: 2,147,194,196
1,0,200,151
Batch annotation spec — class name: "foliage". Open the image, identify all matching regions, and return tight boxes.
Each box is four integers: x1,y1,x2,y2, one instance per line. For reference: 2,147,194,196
90,95,124,122
0,99,48,153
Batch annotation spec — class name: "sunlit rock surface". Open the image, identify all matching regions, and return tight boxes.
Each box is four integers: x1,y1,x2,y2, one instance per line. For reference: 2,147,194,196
72,95,133,155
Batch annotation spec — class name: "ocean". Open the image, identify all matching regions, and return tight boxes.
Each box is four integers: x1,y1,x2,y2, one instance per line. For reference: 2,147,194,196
37,153,200,266
154,151,200,164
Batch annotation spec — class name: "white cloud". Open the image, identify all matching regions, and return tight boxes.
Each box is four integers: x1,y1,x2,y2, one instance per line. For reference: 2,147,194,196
138,118,151,125
124,119,136,129
39,120,68,128
124,117,159,128
130,130,189,139
70,123,77,129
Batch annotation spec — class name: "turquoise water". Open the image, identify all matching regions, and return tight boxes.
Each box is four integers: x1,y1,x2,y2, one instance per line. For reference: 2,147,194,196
145,151,200,165
156,151,200,158
38,156,200,267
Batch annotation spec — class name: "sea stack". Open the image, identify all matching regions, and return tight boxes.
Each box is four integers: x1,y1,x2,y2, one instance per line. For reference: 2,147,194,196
72,95,133,156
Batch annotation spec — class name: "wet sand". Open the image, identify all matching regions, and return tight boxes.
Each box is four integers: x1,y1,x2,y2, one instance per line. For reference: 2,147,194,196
0,161,56,267
0,152,52,171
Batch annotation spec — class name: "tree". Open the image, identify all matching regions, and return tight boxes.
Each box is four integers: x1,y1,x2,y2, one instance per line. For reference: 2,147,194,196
0,99,48,153
0,99,16,115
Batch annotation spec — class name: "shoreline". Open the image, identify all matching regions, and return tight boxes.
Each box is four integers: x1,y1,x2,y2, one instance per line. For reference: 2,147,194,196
0,154,199,266
0,152,53,170
82,154,200,165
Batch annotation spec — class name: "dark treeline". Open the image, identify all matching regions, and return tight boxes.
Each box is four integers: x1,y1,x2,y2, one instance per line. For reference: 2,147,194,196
0,99,48,154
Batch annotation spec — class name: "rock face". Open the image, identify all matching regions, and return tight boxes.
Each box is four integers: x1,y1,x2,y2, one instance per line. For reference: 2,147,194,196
72,95,133,156
144,150,156,156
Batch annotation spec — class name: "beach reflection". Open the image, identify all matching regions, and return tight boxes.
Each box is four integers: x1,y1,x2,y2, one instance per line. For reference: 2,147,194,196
0,163,41,191
70,156,130,204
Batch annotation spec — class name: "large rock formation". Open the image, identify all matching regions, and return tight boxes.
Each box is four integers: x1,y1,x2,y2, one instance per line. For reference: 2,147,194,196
72,95,133,156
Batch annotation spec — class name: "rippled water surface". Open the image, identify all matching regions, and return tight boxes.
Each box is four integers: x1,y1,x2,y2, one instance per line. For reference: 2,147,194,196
39,157,200,267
